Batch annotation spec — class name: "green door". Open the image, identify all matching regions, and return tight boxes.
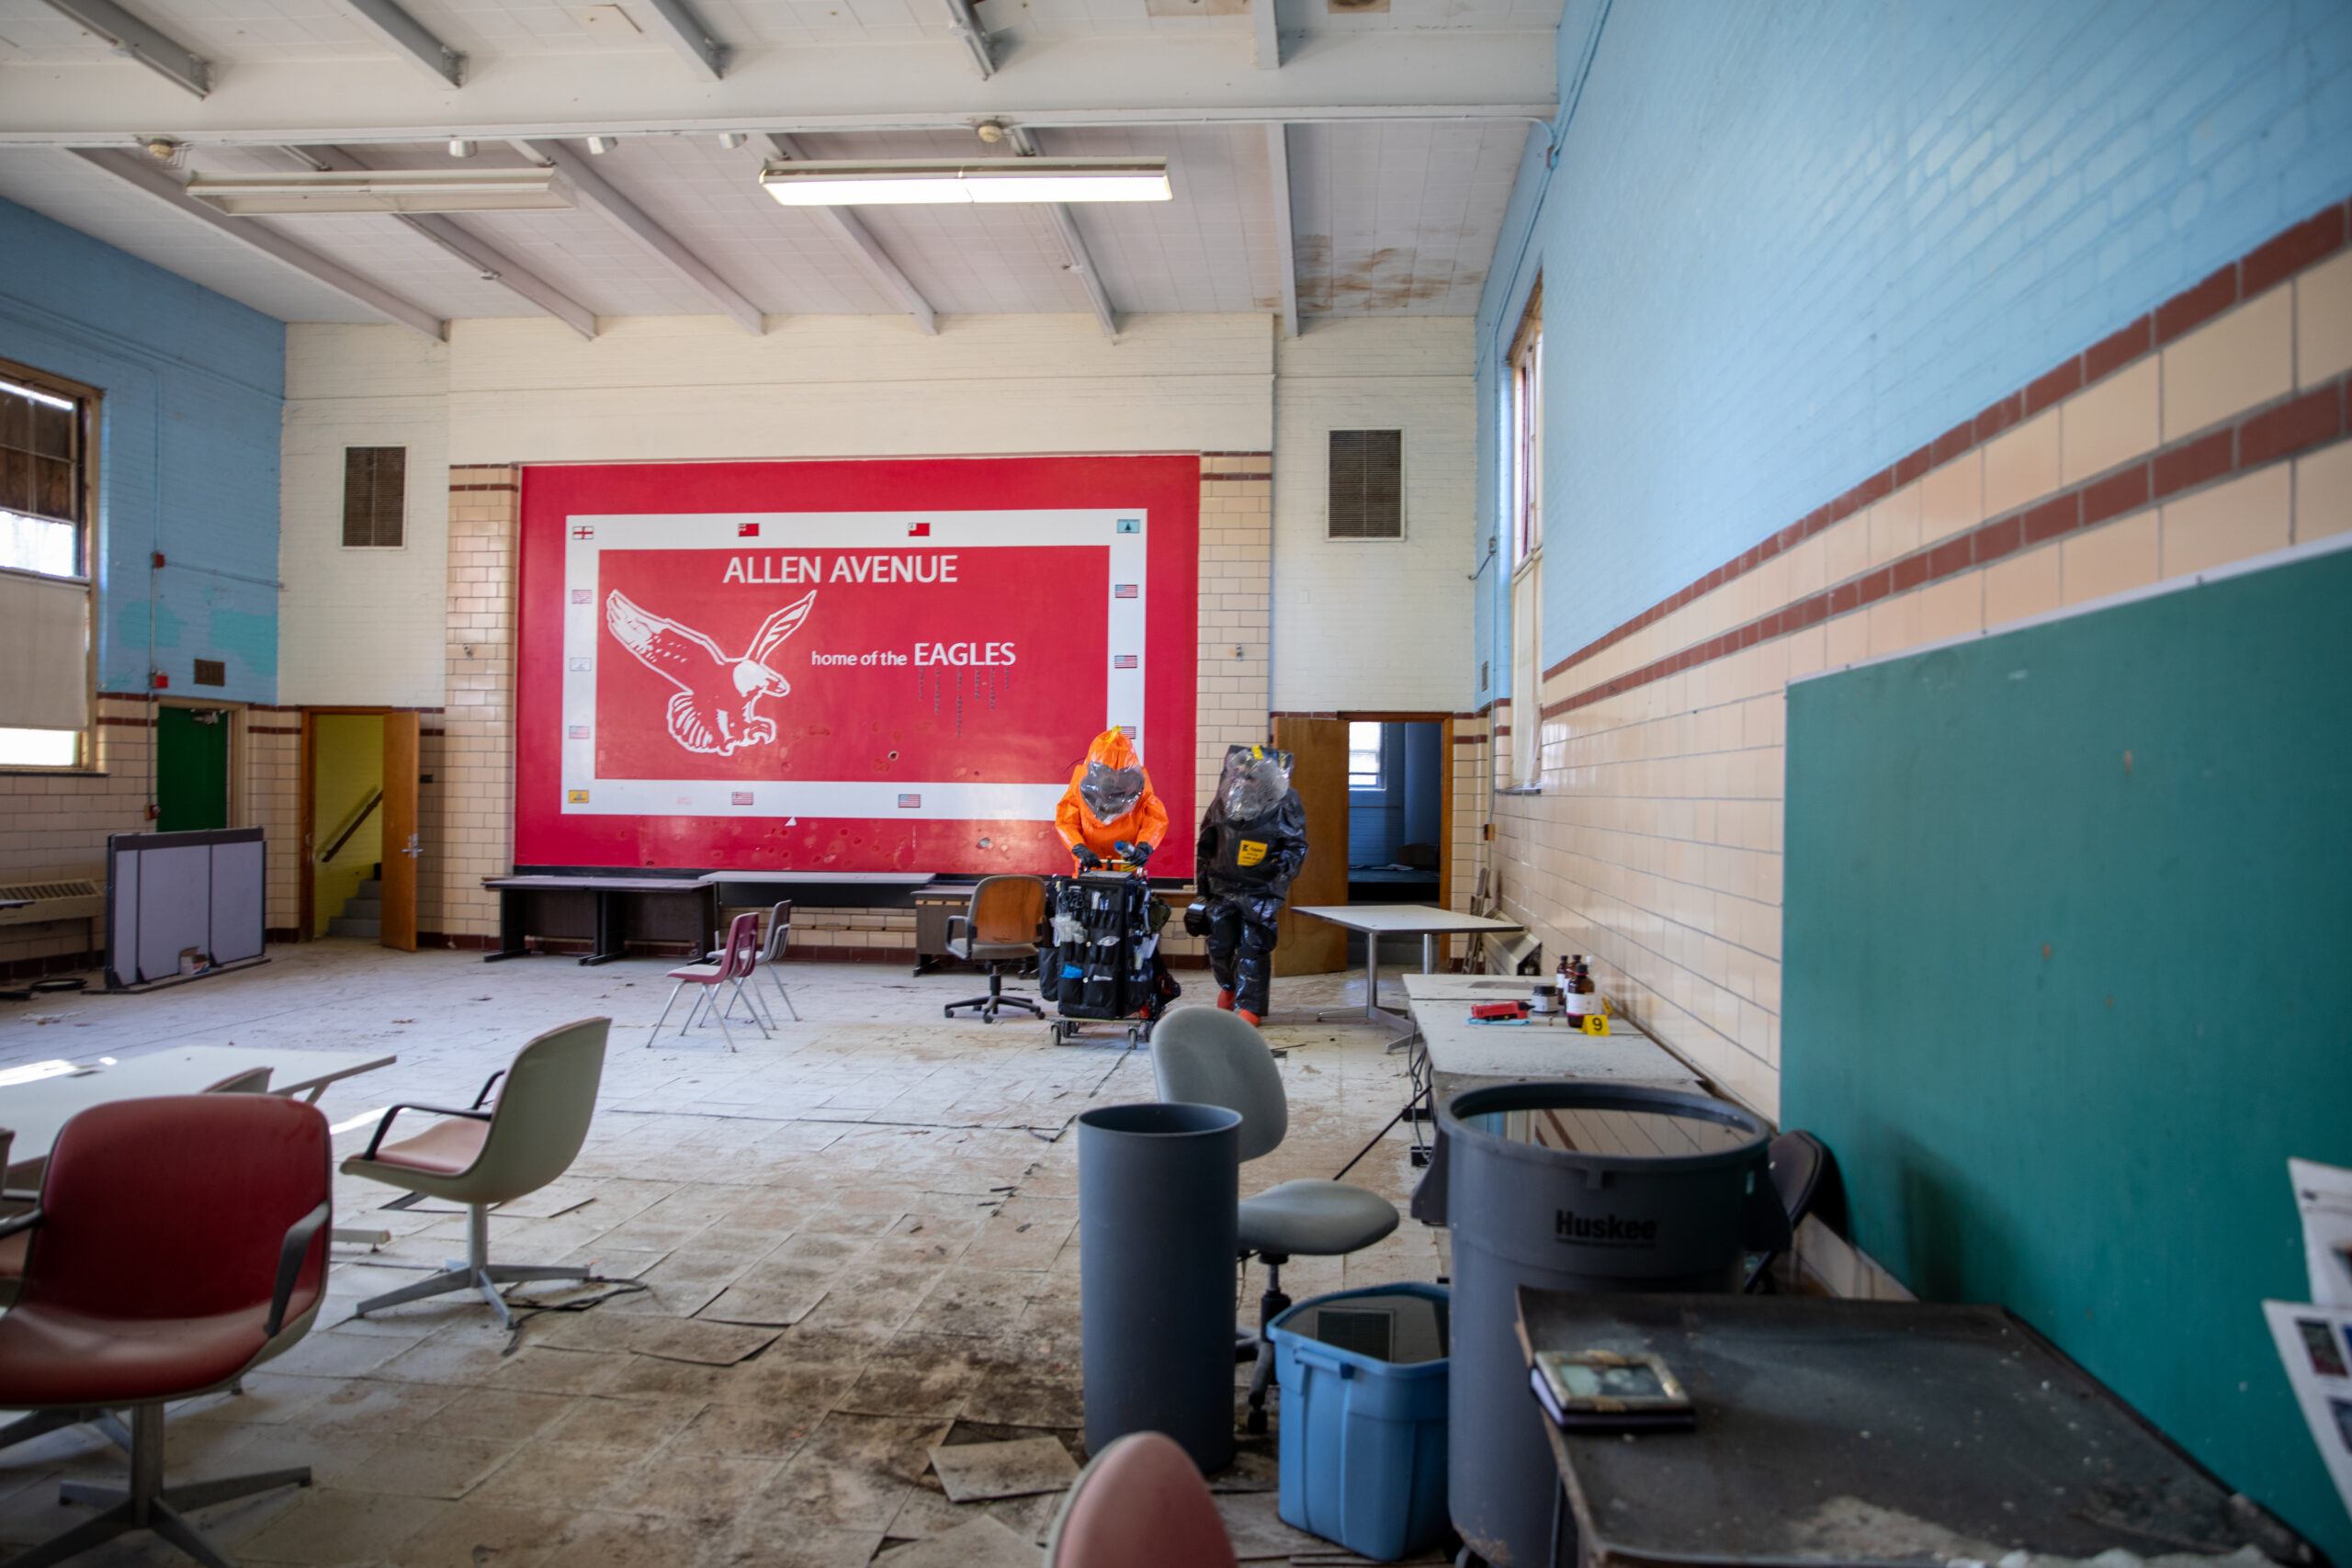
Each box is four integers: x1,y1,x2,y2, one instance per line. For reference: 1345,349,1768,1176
156,708,230,831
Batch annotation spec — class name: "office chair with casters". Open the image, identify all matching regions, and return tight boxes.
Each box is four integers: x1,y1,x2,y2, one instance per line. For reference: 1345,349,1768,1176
1043,1431,1237,1568
0,1093,333,1568
1150,1005,1399,1434
943,875,1047,1023
1742,1129,1828,1293
340,1018,608,1331
653,913,764,1048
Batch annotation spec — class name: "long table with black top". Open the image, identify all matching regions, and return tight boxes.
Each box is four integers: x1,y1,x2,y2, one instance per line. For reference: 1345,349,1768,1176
481,875,719,965
1515,1288,2315,1567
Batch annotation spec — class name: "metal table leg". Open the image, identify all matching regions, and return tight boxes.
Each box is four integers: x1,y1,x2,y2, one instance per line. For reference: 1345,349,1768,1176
1363,931,1382,1021
482,887,533,962
582,890,624,965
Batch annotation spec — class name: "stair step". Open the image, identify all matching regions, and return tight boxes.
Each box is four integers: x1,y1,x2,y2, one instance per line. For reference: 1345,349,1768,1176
327,918,381,938
343,897,383,919
356,880,382,897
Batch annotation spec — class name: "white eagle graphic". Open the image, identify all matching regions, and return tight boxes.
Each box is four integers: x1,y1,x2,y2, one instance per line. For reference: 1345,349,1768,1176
604,589,816,757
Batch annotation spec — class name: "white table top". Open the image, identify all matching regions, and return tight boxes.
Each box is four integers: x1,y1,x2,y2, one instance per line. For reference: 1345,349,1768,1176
0,1046,395,1172
1406,992,1699,1085
1403,973,1580,1001
1291,904,1524,937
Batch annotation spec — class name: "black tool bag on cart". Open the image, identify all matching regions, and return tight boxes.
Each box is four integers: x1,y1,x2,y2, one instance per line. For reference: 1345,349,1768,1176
1035,873,1160,1020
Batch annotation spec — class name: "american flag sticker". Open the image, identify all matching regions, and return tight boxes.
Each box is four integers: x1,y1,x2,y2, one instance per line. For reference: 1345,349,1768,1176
1114,584,1138,599
569,657,593,671
738,523,760,537
571,588,591,604
571,525,594,539
1116,518,1141,534
731,791,755,807
1114,654,1138,669
898,793,922,809
567,789,590,803
568,725,589,739
908,522,932,537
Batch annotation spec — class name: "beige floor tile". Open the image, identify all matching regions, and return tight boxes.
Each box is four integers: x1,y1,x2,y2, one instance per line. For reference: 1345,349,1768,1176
385,1502,569,1568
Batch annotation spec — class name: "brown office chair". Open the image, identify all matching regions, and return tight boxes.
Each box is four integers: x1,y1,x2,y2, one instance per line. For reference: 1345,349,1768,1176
943,875,1047,1023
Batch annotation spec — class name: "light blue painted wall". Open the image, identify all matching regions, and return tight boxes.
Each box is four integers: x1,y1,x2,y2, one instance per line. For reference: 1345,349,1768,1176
1474,0,2352,689
0,197,285,705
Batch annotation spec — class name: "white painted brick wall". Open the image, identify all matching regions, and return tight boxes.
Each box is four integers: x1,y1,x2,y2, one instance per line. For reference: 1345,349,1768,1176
1271,318,1476,711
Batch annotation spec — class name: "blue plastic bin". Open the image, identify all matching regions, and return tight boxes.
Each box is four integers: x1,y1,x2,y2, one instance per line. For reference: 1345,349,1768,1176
1267,1282,1450,1562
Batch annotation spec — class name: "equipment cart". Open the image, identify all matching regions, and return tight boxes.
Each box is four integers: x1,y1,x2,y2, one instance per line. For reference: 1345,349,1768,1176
1036,868,1176,1046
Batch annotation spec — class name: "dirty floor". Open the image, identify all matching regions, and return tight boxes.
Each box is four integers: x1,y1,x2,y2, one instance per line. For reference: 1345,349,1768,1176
0,944,1446,1566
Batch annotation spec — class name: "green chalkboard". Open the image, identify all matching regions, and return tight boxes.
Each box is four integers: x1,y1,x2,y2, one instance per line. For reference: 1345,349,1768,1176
1783,542,2352,1556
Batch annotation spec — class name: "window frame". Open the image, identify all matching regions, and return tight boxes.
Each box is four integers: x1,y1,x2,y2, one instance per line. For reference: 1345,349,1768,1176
1325,427,1406,542
1347,720,1385,790
1508,280,1544,570
0,355,98,774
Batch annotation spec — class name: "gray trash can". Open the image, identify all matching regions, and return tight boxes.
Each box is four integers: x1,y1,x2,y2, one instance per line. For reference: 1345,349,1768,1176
1079,1101,1242,1472
1438,1081,1783,1566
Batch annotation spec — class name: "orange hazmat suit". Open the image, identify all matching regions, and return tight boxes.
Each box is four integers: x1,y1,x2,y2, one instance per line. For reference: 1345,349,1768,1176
1055,728,1170,864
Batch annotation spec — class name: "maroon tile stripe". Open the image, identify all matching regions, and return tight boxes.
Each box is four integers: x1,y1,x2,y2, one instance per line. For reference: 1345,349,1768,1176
1542,196,2352,688
1541,373,2352,722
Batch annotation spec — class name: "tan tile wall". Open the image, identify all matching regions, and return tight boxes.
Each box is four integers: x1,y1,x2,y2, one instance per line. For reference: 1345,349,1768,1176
1196,455,1275,819
434,466,522,942
1491,235,2352,1122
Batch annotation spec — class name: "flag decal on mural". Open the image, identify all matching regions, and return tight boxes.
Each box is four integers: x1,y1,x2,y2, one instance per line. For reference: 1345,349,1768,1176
571,525,594,539
1114,584,1137,599
731,791,754,806
908,522,932,537
568,789,590,803
569,657,593,671
571,588,592,604
738,523,761,537
898,794,922,809
569,725,589,739
1114,654,1137,669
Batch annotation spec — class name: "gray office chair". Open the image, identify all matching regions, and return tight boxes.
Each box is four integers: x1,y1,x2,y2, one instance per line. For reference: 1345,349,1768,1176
340,1018,608,1330
944,876,1047,1023
1151,1005,1399,1433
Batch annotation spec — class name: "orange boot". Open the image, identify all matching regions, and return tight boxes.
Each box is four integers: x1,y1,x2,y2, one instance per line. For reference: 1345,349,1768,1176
1238,1010,1262,1027
1216,989,1236,1011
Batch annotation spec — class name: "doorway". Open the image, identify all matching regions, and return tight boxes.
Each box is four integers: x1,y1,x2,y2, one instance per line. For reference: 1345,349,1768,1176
154,706,232,831
303,710,420,951
1271,710,1457,976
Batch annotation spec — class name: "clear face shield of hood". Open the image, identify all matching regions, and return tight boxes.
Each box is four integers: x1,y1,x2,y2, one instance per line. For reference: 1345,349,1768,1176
1080,761,1148,821
1218,747,1294,819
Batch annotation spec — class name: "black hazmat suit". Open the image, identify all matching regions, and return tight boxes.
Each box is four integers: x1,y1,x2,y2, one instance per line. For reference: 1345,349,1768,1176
1194,745,1310,1017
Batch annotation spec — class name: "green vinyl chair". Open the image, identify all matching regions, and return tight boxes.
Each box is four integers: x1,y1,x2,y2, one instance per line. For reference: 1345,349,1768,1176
340,1017,609,1330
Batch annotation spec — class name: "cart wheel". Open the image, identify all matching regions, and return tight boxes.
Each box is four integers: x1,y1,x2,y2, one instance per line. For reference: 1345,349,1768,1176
1244,1406,1267,1435
942,1006,955,1020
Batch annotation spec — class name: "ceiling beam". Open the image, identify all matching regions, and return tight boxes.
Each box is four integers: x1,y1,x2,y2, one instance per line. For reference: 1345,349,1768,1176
940,0,994,79
0,33,1556,144
1253,0,1278,71
639,0,729,81
294,145,595,336
1265,121,1297,336
33,0,209,96
1008,127,1114,341
335,0,464,87
763,135,935,334
520,139,763,333
70,147,445,338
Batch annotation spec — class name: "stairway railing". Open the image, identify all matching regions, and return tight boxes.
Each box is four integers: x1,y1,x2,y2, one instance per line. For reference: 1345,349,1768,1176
319,789,383,864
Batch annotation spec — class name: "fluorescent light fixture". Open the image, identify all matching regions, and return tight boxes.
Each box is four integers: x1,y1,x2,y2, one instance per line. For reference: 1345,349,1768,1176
186,166,575,215
760,157,1170,207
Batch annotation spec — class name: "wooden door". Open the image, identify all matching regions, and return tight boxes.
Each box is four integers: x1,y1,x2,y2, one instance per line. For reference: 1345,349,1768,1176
1272,716,1348,976
380,712,419,953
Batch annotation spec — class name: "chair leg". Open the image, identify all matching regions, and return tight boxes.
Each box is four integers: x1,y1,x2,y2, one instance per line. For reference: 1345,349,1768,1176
723,975,770,1038
353,1203,590,1330
1245,1256,1292,1435
650,980,691,1043
0,1407,111,1452
765,966,799,1021
26,1404,307,1568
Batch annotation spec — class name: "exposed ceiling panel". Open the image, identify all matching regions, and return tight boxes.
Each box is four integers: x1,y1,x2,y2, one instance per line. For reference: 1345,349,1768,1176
0,147,383,321
1043,123,1279,313
1288,118,1526,315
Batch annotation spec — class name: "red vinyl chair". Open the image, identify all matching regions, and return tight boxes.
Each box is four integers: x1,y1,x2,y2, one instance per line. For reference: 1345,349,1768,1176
650,910,764,1049
1042,1432,1237,1568
0,1094,333,1568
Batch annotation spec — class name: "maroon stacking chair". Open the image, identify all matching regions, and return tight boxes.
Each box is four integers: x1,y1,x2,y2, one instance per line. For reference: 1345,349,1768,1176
0,1094,333,1568
650,910,765,1049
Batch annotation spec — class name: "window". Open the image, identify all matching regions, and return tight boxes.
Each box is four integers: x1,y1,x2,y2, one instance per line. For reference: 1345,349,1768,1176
343,446,406,547
1348,721,1384,788
0,360,95,771
1509,285,1543,566
1327,429,1403,539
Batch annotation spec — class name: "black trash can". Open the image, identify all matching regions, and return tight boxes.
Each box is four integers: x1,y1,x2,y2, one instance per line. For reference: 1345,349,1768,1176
1079,1101,1242,1472
1439,1082,1783,1566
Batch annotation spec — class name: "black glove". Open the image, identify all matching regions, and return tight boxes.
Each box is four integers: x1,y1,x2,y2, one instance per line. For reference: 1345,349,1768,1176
1128,840,1155,865
1073,845,1102,870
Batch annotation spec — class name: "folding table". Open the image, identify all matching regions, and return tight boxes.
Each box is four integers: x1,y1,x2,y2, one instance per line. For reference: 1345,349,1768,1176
1288,904,1522,1028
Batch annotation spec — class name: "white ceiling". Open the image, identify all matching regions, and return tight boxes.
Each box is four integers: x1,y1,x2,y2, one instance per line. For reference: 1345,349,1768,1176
0,0,1552,331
